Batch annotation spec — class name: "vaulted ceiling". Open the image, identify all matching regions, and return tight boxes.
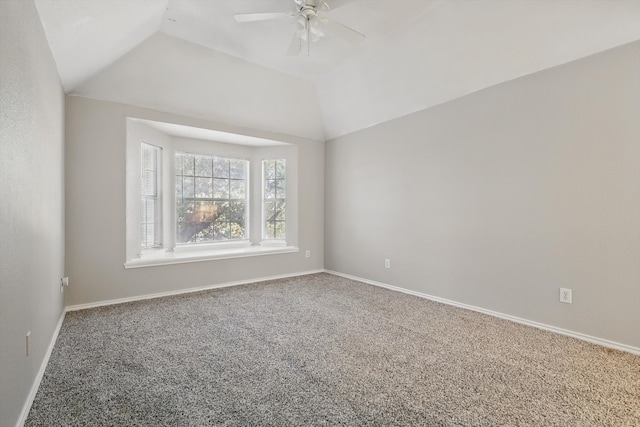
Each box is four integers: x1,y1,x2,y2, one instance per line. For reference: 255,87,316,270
34,0,640,141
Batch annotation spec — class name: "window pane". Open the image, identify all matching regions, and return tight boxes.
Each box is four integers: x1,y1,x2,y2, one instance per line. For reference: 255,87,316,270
176,222,195,244
146,224,155,247
275,201,286,221
183,177,195,198
146,199,155,222
176,201,194,223
213,221,230,240
142,146,157,171
275,179,286,199
194,201,217,223
140,222,147,245
215,201,230,221
264,179,275,199
142,170,156,196
230,222,245,239
275,221,286,239
264,160,275,179
175,176,183,200
214,179,229,198
230,159,246,179
193,224,214,242
140,198,147,223
229,201,245,222
195,156,212,177
195,177,213,198
275,160,286,179
265,201,276,221
182,154,195,176
230,180,245,199
265,221,275,239
175,153,183,175
213,158,229,178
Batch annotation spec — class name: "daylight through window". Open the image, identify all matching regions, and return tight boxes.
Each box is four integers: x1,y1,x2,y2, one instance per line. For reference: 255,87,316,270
263,159,286,240
175,152,248,244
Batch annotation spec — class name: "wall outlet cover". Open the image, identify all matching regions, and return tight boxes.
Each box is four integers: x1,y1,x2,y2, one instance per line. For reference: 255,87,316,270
560,288,572,304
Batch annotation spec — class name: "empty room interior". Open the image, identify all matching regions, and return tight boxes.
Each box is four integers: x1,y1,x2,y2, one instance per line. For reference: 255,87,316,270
1,0,639,426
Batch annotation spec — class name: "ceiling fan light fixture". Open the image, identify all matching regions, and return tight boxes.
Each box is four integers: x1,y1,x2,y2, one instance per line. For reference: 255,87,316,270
309,16,324,41
234,0,365,57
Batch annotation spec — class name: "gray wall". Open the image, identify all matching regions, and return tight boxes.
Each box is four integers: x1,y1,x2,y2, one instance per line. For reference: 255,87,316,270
0,1,66,425
65,96,324,307
325,41,640,348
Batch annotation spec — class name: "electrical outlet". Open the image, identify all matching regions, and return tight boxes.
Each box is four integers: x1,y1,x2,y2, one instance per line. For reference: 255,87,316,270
384,259,391,269
61,276,69,293
305,250,310,258
26,331,31,357
559,288,572,304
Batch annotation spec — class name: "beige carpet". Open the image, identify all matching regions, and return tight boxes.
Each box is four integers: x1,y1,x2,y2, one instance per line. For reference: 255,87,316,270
27,273,640,426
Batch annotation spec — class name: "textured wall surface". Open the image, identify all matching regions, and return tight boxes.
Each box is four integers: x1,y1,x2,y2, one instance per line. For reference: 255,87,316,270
325,41,640,349
0,1,65,425
65,96,324,307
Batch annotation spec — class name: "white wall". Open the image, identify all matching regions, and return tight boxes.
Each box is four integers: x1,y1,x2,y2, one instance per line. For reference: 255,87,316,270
65,96,324,307
325,41,640,349
0,1,65,425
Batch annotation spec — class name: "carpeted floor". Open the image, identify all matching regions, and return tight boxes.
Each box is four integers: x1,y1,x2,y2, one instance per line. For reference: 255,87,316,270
26,273,640,426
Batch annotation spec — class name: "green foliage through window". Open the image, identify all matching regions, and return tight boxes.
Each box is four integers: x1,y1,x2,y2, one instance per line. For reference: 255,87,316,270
263,159,286,240
175,152,248,244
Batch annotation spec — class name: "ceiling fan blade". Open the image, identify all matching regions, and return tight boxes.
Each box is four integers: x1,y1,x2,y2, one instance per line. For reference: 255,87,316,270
234,12,291,23
322,18,365,44
286,34,302,56
318,1,330,12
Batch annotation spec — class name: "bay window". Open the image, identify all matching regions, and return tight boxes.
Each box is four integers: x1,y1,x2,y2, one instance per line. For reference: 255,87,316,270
125,118,298,268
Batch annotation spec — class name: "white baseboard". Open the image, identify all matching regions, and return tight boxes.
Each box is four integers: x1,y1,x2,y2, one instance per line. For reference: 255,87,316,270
325,270,640,356
65,269,325,312
16,310,66,427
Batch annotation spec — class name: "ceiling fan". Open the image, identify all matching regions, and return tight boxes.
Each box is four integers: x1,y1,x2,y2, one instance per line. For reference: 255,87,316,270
233,0,365,56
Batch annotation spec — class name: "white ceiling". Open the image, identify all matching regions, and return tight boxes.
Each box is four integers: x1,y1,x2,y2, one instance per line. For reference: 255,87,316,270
161,0,443,78
34,0,166,91
34,0,640,140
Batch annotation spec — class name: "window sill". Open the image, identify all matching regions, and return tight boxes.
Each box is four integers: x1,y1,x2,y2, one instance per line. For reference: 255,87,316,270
124,245,299,269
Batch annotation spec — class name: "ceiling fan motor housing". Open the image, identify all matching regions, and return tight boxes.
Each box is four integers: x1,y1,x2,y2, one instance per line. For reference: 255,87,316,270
234,0,364,55
296,0,326,8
